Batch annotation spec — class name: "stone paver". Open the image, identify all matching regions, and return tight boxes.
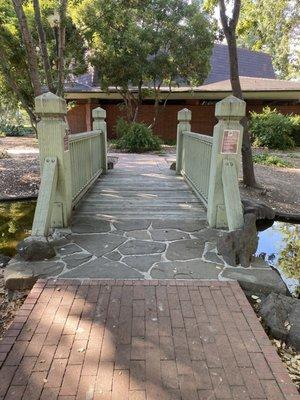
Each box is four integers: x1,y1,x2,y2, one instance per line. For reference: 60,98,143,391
0,279,298,400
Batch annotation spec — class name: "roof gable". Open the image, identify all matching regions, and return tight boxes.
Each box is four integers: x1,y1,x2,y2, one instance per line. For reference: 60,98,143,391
204,44,275,84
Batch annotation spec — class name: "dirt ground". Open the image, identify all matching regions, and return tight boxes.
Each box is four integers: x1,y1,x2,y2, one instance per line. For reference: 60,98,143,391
1,137,299,213
0,137,39,199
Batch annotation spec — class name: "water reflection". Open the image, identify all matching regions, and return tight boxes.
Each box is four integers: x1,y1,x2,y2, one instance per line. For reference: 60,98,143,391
0,201,36,256
257,222,300,296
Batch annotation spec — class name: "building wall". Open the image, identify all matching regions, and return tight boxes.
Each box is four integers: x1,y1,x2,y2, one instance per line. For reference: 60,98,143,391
67,100,300,141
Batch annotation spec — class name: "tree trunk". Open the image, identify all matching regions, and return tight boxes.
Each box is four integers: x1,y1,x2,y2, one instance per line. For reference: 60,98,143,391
11,0,42,97
57,0,67,97
33,0,55,93
219,0,257,187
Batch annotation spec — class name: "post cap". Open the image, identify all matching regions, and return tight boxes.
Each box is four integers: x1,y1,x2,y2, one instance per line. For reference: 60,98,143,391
92,107,106,119
178,108,191,122
215,95,246,118
35,92,67,115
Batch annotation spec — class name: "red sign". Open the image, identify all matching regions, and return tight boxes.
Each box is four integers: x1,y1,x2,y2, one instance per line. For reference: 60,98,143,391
221,129,240,154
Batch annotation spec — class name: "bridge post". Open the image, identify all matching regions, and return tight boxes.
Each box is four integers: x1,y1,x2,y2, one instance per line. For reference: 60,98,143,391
207,96,246,230
176,108,191,174
35,92,72,228
92,107,108,174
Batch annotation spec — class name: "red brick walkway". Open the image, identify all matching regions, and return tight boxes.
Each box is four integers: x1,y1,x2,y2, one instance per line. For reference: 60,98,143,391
0,279,299,400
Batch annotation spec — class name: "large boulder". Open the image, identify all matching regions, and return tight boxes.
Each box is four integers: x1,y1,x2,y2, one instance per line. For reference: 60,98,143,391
16,236,56,261
217,213,258,267
260,293,300,350
242,199,275,220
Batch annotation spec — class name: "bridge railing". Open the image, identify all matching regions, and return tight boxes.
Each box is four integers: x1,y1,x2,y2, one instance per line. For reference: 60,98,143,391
176,96,246,231
31,92,107,236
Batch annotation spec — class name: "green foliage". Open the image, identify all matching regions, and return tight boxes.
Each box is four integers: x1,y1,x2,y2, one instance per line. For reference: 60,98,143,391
74,0,214,120
289,114,300,146
250,107,295,150
252,153,293,168
237,0,300,79
0,0,87,113
278,224,300,282
0,123,34,137
115,119,161,153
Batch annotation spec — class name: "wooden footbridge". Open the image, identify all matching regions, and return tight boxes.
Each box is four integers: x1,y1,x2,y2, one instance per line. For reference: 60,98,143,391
31,93,245,236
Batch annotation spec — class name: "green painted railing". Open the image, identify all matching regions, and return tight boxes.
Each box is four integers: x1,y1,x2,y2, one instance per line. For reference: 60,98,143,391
181,131,213,205
31,92,107,237
176,96,246,231
69,130,103,205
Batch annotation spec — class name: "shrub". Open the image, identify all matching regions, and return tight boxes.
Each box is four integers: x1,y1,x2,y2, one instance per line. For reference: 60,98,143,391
252,153,293,168
289,114,300,146
0,123,34,137
249,107,295,150
115,119,161,152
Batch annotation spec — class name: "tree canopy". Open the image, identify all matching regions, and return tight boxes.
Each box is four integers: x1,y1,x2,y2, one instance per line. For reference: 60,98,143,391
237,0,300,79
0,0,86,125
73,0,214,121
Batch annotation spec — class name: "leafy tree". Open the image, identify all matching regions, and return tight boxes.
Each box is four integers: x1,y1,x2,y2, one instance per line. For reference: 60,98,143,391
0,0,86,127
237,0,300,79
73,0,214,124
204,0,257,187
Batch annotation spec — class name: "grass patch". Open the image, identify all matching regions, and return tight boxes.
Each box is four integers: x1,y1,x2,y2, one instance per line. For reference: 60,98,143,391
253,153,293,168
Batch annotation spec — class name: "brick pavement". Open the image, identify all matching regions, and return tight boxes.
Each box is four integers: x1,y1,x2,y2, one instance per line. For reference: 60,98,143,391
0,279,299,400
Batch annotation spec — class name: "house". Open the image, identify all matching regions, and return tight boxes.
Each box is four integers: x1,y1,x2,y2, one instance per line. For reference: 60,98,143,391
66,44,300,140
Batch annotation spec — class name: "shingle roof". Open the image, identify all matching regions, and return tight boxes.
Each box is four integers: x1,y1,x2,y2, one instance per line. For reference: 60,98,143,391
204,44,275,84
198,76,300,92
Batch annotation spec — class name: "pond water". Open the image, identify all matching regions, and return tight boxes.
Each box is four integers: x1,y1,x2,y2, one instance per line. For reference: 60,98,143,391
256,222,300,296
0,201,35,257
0,201,299,295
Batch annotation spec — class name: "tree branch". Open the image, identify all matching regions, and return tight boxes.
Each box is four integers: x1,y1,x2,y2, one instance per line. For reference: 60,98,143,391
57,0,67,97
33,0,55,93
11,0,42,97
219,0,230,36
230,0,241,31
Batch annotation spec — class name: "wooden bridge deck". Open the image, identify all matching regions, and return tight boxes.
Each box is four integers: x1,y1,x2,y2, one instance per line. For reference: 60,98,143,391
74,153,206,221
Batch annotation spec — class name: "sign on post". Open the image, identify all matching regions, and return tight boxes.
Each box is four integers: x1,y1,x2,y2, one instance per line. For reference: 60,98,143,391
221,129,240,154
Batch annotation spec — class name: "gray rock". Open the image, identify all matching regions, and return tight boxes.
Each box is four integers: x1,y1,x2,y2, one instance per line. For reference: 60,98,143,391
73,234,126,257
16,236,56,261
221,267,288,295
260,293,300,350
113,220,151,231
118,240,166,256
0,253,11,268
4,259,64,290
123,254,162,272
63,253,92,269
60,258,143,279
151,259,221,279
152,220,207,232
105,251,122,261
250,257,270,269
166,239,205,261
56,243,83,256
4,267,37,290
170,161,176,170
204,252,223,264
242,199,275,220
126,230,151,240
71,217,111,234
217,213,258,267
192,228,221,243
150,229,189,241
